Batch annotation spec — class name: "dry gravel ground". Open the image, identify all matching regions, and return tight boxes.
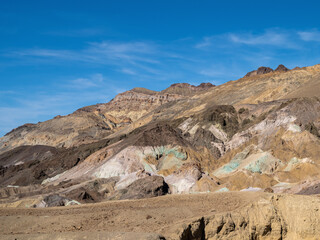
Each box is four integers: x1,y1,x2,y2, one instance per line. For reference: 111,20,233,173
1,191,320,240
0,192,264,240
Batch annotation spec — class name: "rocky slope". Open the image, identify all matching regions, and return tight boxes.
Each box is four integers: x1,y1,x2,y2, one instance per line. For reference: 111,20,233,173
0,64,320,210
0,83,214,155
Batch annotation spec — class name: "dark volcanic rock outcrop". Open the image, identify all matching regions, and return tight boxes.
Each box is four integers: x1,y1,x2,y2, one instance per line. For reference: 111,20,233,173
0,145,57,168
113,176,169,200
275,64,289,72
244,65,290,77
129,122,189,147
257,66,274,75
245,66,274,77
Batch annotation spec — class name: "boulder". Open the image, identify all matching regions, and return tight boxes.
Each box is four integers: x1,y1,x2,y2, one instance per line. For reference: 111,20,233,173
35,194,80,208
112,176,169,200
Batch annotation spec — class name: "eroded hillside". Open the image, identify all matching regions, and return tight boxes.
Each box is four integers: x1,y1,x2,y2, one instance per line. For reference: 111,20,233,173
0,64,319,209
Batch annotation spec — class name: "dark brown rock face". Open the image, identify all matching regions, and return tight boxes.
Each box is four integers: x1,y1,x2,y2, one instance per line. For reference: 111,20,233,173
245,66,274,77
130,122,189,147
297,183,320,195
36,194,75,207
244,65,290,78
119,176,169,200
275,64,289,72
256,66,274,75
197,82,215,89
192,128,222,159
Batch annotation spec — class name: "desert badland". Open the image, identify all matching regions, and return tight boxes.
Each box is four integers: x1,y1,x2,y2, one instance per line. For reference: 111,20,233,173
1,64,320,239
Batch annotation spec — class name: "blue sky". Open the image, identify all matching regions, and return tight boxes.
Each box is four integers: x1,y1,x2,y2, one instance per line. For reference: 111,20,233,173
1,0,320,136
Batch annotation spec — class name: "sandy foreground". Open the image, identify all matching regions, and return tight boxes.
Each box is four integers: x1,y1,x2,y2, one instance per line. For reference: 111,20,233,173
0,191,320,240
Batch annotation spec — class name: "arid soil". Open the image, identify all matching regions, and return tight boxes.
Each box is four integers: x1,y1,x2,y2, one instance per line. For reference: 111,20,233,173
1,192,320,240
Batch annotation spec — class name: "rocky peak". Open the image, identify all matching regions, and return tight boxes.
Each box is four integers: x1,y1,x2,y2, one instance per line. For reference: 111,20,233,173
100,88,184,121
161,82,215,95
130,87,157,95
169,82,214,89
292,66,302,71
111,89,182,103
256,66,273,75
197,82,215,89
244,66,272,77
244,65,291,78
170,83,193,88
275,64,289,72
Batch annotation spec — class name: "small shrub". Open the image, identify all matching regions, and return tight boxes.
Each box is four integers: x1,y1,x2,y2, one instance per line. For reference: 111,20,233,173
238,108,247,114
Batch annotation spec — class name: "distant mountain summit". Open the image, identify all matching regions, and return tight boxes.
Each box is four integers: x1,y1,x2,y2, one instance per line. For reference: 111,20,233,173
244,64,290,77
161,82,215,95
275,64,289,72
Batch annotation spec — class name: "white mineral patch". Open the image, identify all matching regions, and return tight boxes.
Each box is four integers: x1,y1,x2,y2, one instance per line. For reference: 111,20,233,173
284,157,314,171
211,142,225,156
272,182,293,193
115,172,147,190
41,172,64,185
94,157,136,178
93,146,166,179
227,114,297,151
166,177,196,194
14,161,24,166
178,118,193,132
216,187,229,192
189,123,200,136
165,173,198,194
240,187,262,192
301,158,314,164
208,124,228,142
287,124,301,133
65,200,81,206
253,114,296,134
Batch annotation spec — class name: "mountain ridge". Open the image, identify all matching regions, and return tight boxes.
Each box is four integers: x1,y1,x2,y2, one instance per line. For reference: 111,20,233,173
0,63,320,213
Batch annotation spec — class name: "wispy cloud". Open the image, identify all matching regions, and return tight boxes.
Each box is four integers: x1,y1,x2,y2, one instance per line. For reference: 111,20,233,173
8,41,161,76
195,37,212,48
86,41,159,65
193,28,320,76
228,30,289,46
196,29,299,49
89,41,155,54
298,29,320,42
121,68,137,75
68,73,104,89
12,49,75,58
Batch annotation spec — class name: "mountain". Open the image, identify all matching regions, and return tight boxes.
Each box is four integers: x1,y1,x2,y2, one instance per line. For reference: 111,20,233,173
1,63,320,238
0,66,319,193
